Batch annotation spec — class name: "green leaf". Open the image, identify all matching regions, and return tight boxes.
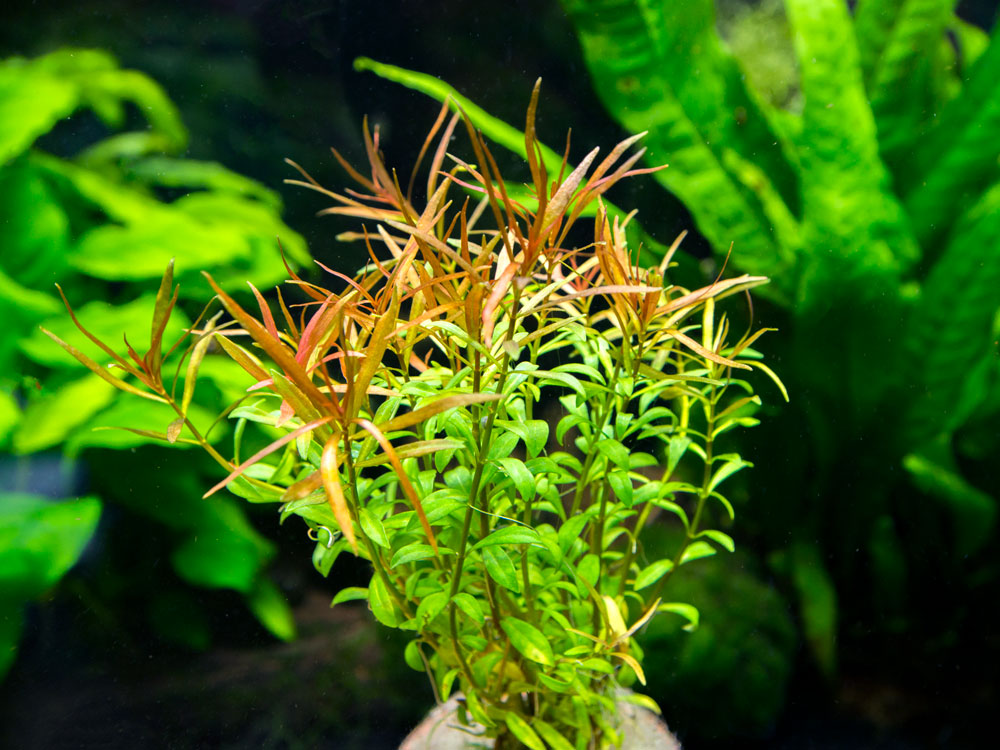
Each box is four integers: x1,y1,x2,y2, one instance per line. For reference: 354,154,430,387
607,469,634,507
0,391,19,448
482,546,520,592
902,182,1000,447
12,374,116,454
679,541,717,565
124,157,281,209
0,162,71,287
496,419,549,458
65,398,215,452
331,587,369,606
246,577,296,642
415,590,449,628
504,713,546,750
562,0,797,289
785,0,919,265
656,602,700,632
473,525,541,550
634,559,673,590
595,438,630,470
904,30,1000,247
558,512,591,554
390,543,438,568
903,449,997,556
533,718,575,750
700,529,735,553
171,534,270,594
500,617,555,666
0,58,77,165
359,508,390,548
369,574,401,627
0,493,102,602
855,0,956,166
497,457,536,502
784,542,838,678
707,456,750,494
451,593,484,622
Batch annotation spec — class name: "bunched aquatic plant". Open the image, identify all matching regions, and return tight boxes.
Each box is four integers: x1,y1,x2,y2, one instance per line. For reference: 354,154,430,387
46,84,783,748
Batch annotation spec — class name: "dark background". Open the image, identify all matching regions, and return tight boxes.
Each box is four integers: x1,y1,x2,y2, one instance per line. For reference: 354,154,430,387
2,1,998,748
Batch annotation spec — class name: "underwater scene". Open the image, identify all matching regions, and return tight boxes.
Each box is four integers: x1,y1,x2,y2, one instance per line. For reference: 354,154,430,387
2,1,999,748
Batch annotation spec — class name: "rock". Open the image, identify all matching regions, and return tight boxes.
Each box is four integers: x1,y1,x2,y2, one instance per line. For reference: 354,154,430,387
400,692,680,750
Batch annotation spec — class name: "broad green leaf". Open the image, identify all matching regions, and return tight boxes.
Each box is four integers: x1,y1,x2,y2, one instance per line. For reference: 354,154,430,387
246,576,296,642
0,162,71,287
171,534,270,594
902,183,1000,447
0,493,101,602
482,546,520,592
634,559,673,590
500,617,555,666
785,0,919,267
904,28,1000,247
12,374,116,454
65,398,215,452
562,0,797,289
855,0,957,166
0,58,77,164
125,157,281,209
473,524,541,550
354,57,565,176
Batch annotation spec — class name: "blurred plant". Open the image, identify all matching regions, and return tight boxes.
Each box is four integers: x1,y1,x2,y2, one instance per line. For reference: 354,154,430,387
49,84,783,748
556,0,1000,677
0,48,310,672
0,494,101,678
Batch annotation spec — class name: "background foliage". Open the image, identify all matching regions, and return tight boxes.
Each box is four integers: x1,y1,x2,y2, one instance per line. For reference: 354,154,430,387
1,1,998,748
0,47,308,673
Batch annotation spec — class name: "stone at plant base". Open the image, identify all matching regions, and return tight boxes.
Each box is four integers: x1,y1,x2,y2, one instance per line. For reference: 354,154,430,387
400,693,681,750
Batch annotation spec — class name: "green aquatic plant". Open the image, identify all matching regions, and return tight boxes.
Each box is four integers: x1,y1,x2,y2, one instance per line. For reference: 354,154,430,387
48,86,783,748
554,0,1000,677
0,48,309,674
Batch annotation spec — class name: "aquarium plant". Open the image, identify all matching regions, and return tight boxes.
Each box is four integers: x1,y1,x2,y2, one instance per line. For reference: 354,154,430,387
45,84,783,748
0,48,309,675
550,0,1000,676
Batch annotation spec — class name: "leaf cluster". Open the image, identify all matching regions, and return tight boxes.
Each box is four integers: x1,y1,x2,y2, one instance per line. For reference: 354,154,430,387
55,83,781,748
559,0,1000,678
0,48,308,669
